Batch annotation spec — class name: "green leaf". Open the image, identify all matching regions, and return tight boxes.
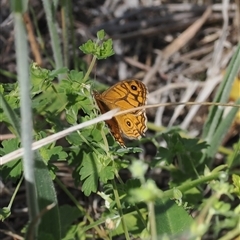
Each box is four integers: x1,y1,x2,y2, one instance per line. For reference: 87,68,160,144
31,81,67,117
227,141,240,169
112,206,148,237
79,40,95,55
116,147,143,156
11,0,28,13
99,166,115,183
61,224,85,240
65,106,78,124
0,82,18,93
0,92,21,136
206,98,240,158
0,138,22,181
78,151,113,196
49,67,68,77
155,198,193,237
97,29,105,40
0,207,11,221
34,153,61,240
129,160,148,180
31,62,51,80
97,39,114,59
59,205,83,238
30,63,54,94
68,70,84,83
232,174,240,197
38,232,55,240
79,30,115,60
79,151,99,196
202,43,240,140
66,132,83,146
39,145,68,162
155,133,207,172
129,180,162,203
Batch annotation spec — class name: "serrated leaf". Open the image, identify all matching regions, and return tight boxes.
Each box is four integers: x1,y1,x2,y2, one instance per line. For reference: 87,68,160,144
68,70,84,83
115,147,143,156
0,139,22,180
79,40,95,55
79,151,99,196
113,159,129,171
40,146,68,162
97,39,114,59
81,178,96,196
0,207,11,221
97,29,105,40
79,151,114,196
0,92,21,136
65,107,78,124
58,79,72,93
31,62,50,80
79,35,114,60
66,132,83,146
99,166,115,183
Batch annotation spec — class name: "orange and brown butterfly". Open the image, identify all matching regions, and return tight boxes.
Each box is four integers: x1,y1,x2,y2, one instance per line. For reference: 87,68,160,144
93,79,148,147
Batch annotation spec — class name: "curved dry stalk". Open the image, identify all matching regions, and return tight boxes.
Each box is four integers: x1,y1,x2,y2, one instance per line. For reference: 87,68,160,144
1,101,239,165
114,101,240,116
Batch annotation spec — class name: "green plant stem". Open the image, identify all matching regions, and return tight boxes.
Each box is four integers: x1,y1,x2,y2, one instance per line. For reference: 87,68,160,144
148,201,157,240
78,131,95,150
42,0,63,80
55,177,106,238
203,43,240,140
68,0,77,70
8,175,24,209
147,122,166,133
218,225,240,240
82,55,97,83
197,194,217,225
112,179,130,240
61,0,69,68
0,69,17,80
14,8,39,221
162,170,222,199
29,6,55,68
114,171,125,185
0,93,21,136
115,171,147,229
101,129,110,153
206,98,240,160
219,146,235,155
55,177,85,213
77,131,106,158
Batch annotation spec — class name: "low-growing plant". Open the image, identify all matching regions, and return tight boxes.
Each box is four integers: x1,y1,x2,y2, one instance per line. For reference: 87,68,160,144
1,17,240,240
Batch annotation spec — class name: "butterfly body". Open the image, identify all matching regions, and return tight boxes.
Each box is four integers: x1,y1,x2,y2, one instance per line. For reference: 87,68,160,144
94,79,148,147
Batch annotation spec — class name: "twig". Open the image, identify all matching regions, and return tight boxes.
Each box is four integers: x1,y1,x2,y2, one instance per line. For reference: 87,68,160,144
23,12,42,65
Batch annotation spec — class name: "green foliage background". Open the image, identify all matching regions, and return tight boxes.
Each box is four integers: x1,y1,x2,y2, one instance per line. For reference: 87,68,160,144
0,1,240,240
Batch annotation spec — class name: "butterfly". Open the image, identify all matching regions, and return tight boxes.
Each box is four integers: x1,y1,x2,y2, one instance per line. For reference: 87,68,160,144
93,79,148,147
